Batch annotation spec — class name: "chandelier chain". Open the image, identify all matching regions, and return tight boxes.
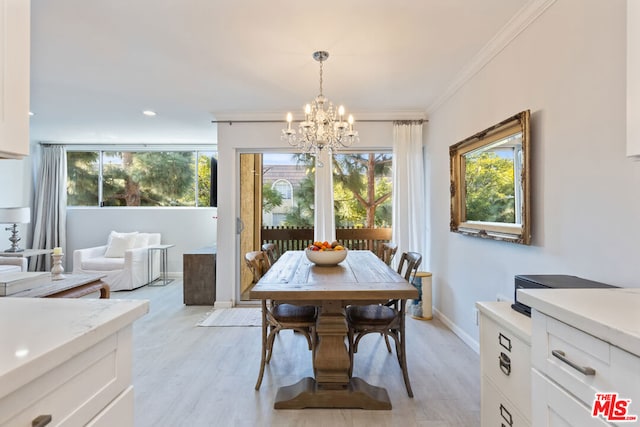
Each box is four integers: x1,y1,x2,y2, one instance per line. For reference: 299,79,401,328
319,59,323,96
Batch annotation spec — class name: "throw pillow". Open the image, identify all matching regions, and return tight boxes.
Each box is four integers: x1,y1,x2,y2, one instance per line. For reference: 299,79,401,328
107,230,138,245
104,234,137,258
133,233,150,248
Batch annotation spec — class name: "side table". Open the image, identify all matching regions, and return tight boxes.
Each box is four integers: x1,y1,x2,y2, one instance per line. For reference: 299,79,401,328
148,244,174,286
183,246,216,305
0,248,54,271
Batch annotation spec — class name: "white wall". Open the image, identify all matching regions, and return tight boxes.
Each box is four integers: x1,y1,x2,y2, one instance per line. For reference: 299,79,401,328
0,157,32,248
425,0,637,350
66,207,217,273
216,121,396,307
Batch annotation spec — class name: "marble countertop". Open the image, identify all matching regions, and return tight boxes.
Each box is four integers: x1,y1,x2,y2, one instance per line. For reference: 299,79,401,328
476,300,532,344
517,287,640,356
0,297,149,399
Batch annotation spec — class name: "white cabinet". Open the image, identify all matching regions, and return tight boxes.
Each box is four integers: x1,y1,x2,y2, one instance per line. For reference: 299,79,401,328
477,301,532,427
0,0,30,159
530,309,640,427
628,0,640,159
0,298,148,427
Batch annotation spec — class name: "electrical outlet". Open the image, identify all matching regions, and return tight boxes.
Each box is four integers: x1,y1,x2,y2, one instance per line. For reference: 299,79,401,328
473,307,479,325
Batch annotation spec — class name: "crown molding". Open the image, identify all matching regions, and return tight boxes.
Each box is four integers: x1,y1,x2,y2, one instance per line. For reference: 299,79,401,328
426,0,557,115
212,109,427,122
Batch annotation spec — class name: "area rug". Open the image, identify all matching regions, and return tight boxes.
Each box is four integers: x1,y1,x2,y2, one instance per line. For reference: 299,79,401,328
197,308,262,327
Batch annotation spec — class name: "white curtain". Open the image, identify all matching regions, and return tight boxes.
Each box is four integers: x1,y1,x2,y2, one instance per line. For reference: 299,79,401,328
313,149,336,243
392,122,426,267
31,145,67,271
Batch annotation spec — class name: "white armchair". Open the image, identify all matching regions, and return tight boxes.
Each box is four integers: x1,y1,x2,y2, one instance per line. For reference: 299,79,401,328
0,257,27,273
73,231,162,291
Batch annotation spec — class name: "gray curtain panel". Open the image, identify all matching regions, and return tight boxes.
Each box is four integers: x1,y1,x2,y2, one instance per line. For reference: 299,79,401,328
31,145,67,271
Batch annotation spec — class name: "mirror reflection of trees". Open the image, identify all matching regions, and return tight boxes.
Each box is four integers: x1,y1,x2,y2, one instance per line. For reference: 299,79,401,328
464,151,516,223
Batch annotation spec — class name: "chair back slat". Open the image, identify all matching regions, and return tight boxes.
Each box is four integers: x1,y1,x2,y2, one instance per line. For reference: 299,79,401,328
244,251,269,284
397,252,422,281
261,243,279,267
377,242,398,266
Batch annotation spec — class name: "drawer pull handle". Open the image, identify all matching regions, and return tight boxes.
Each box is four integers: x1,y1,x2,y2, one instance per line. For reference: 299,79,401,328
499,352,511,376
499,332,512,352
32,415,52,427
500,403,513,426
552,349,596,376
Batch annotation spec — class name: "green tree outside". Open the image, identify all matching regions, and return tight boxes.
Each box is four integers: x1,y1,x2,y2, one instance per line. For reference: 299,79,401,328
66,150,214,207
67,151,99,206
262,184,283,213
280,153,392,228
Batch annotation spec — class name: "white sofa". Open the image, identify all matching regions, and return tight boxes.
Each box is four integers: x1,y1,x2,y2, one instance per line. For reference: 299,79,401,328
73,231,162,291
0,257,27,273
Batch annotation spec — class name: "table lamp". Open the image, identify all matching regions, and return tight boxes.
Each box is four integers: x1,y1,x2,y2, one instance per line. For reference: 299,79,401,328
0,207,30,252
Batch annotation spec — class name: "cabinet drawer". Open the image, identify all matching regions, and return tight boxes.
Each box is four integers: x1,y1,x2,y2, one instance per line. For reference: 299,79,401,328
532,369,611,426
0,326,133,426
480,313,531,418
482,376,529,427
87,386,134,427
532,311,640,407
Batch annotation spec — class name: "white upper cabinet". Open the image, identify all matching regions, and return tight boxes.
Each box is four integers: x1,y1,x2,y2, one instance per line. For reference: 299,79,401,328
0,0,30,159
628,0,640,159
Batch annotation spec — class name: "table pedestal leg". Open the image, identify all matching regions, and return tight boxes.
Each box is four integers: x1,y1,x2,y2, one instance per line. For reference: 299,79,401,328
274,300,391,410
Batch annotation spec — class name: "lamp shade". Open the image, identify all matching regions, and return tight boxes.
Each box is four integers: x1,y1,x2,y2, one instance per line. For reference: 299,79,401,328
0,207,30,224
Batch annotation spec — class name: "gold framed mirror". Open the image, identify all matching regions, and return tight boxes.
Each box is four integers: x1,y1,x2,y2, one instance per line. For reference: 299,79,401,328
449,110,531,245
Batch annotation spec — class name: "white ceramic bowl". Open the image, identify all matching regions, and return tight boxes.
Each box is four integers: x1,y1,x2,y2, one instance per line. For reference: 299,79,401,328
305,248,348,266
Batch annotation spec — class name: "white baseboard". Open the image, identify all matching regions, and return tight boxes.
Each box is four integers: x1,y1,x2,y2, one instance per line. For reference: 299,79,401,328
433,307,480,354
213,300,233,309
167,272,183,278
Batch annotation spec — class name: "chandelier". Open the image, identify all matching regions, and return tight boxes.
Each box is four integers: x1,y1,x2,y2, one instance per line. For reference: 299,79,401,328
282,51,358,159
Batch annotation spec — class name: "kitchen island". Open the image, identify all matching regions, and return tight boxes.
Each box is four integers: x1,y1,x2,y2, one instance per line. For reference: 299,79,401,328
0,297,148,426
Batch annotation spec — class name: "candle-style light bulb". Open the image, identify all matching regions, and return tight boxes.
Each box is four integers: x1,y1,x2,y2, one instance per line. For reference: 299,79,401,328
304,104,311,121
338,105,345,121
348,114,354,131
286,112,293,131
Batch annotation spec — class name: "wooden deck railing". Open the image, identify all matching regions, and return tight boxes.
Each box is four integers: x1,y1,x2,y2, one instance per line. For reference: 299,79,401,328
261,226,392,256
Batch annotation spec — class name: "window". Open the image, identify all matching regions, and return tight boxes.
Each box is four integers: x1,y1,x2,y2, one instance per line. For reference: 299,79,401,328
67,149,217,207
272,179,293,200
260,152,393,228
333,153,393,228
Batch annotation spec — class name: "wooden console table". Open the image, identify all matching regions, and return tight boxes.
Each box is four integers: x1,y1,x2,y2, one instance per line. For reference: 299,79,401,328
183,246,216,305
11,273,110,299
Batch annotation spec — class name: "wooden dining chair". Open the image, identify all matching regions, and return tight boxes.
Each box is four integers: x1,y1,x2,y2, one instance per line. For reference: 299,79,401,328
261,242,280,268
376,241,398,266
245,251,317,390
346,251,422,397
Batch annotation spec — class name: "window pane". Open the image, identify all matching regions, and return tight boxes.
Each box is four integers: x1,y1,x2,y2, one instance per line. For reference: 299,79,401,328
262,153,314,227
333,153,393,228
67,151,99,206
197,152,217,207
102,151,196,206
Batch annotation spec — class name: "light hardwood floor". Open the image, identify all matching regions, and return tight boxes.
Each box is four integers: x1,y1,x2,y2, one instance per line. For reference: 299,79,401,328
113,280,480,426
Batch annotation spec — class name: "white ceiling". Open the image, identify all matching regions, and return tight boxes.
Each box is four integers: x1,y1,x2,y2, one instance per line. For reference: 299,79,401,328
29,0,530,144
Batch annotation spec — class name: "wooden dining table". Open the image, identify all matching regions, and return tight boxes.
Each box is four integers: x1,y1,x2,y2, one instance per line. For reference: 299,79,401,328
249,250,418,410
